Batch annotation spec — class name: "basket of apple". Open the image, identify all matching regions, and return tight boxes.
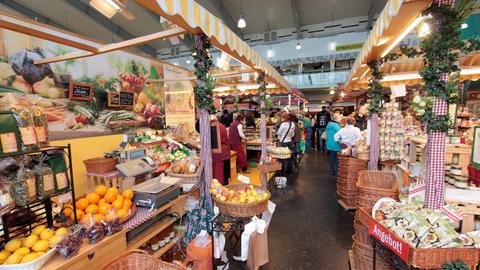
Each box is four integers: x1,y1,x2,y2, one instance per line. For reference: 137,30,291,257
210,179,270,217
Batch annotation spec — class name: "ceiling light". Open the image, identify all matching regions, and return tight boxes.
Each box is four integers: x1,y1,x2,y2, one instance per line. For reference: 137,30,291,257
296,42,301,50
267,49,274,58
340,91,345,97
237,15,246,28
89,0,117,18
418,22,430,37
381,16,424,57
173,62,178,66
461,23,468,29
352,77,359,81
376,37,390,47
329,41,336,51
104,0,121,10
460,68,480,75
381,73,422,82
186,59,191,64
329,89,335,95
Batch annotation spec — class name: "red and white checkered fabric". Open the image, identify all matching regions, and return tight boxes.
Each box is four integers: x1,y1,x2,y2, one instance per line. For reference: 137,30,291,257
424,131,446,209
198,109,213,208
433,97,448,116
123,207,155,230
435,0,455,6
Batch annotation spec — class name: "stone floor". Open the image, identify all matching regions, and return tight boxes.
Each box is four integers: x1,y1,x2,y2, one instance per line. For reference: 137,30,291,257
222,151,355,270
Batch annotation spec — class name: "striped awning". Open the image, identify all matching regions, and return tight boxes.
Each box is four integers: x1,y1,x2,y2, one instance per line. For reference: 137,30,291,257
134,0,291,94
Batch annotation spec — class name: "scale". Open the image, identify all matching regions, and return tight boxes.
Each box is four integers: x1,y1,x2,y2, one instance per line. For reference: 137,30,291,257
131,176,181,208
115,157,157,178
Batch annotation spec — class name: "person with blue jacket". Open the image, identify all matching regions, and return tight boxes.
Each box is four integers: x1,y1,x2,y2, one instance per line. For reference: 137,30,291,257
325,115,342,176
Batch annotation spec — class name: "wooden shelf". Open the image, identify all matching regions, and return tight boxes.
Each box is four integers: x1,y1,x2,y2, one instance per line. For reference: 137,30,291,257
152,233,183,259
128,216,178,250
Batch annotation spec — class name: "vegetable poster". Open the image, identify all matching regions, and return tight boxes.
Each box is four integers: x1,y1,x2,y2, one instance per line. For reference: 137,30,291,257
164,65,195,131
0,28,177,140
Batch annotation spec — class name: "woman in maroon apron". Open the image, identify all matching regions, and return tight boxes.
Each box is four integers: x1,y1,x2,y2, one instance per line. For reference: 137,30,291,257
229,114,248,172
211,116,231,184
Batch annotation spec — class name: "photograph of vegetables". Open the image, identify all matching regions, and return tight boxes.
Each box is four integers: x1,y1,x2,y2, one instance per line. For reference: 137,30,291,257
0,33,172,140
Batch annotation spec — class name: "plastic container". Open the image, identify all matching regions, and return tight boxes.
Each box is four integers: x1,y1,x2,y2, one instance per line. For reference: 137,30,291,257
0,248,56,270
186,231,212,270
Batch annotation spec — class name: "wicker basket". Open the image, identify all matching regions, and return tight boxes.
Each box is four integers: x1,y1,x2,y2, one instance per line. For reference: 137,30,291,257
165,165,202,185
353,249,393,270
258,161,282,173
356,170,398,210
353,221,371,245
336,157,367,209
84,157,118,174
100,250,186,270
213,184,270,217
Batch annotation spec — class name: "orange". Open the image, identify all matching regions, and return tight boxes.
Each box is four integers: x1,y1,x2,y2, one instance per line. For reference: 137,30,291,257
95,185,108,197
75,198,89,211
122,190,134,200
98,198,106,206
112,199,123,211
104,191,117,203
116,208,128,218
98,203,112,215
86,193,100,204
63,207,73,217
80,214,91,224
71,209,85,221
94,214,105,223
85,204,99,215
123,199,132,209
107,187,118,195
116,195,124,203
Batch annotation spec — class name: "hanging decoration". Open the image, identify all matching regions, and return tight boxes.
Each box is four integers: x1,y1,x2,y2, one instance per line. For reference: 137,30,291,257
232,87,240,113
256,71,268,187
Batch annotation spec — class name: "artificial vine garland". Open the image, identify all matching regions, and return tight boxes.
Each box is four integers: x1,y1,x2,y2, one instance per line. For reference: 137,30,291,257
367,59,384,114
256,72,269,113
192,33,216,114
232,88,239,113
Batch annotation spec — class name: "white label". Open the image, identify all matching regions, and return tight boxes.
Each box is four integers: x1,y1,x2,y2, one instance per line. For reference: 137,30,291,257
56,172,68,189
26,177,36,198
44,174,54,192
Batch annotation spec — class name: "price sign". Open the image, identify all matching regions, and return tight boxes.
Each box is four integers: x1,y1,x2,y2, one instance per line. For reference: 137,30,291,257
119,91,135,107
108,92,120,107
369,219,410,261
69,82,93,101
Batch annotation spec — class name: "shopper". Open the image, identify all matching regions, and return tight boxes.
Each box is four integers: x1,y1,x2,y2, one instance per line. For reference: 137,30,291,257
326,115,342,176
316,106,331,152
291,114,302,170
245,110,256,128
220,109,233,128
310,112,317,151
229,114,248,173
211,116,230,184
298,113,312,152
352,104,369,131
277,113,296,174
334,117,362,148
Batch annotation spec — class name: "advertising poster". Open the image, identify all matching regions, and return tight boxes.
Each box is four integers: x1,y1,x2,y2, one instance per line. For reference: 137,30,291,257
163,65,195,131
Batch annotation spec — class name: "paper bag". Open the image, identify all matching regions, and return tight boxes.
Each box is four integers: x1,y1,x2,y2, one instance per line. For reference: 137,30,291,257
246,230,269,270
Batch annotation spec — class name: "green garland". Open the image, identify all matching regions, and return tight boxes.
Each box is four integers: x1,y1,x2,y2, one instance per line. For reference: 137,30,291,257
256,72,269,113
192,33,216,114
443,259,470,270
367,59,384,114
232,88,239,113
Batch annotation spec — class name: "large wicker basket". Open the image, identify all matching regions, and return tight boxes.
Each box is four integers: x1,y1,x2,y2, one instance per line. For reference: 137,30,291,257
356,170,398,210
100,250,186,270
336,157,367,208
84,157,118,174
212,184,270,217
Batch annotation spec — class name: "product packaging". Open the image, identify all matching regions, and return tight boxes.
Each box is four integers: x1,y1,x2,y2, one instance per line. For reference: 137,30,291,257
32,107,49,147
0,111,21,156
34,157,55,199
12,107,39,152
46,154,70,193
11,161,37,206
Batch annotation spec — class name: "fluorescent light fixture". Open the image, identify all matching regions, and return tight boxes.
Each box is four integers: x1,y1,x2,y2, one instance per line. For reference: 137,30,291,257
381,73,421,82
329,41,336,51
296,42,301,50
267,49,274,58
418,22,430,37
460,68,480,75
360,64,367,68
237,14,246,28
213,83,277,92
329,89,335,95
376,37,390,46
186,59,191,64
461,23,468,29
89,0,117,18
104,0,121,10
360,69,369,79
381,16,424,57
352,77,359,81
173,62,178,66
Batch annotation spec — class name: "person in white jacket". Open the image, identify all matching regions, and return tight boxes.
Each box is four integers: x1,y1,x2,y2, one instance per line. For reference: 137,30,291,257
334,117,362,147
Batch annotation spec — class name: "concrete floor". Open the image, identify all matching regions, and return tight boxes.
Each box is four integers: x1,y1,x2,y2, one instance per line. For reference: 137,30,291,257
263,151,355,270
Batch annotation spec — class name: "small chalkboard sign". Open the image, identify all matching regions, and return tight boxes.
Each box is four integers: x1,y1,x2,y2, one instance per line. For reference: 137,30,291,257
108,92,120,107
210,122,222,154
119,91,135,107
69,82,93,101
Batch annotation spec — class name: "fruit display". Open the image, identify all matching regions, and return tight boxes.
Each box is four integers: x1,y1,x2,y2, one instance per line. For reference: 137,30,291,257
210,179,269,204
168,156,200,175
380,102,405,161
69,185,135,224
0,225,67,265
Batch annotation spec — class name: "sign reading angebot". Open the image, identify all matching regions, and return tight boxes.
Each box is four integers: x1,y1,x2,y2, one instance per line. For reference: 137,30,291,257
368,220,410,261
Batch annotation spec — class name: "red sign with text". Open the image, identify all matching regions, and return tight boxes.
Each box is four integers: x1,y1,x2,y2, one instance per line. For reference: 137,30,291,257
368,220,410,261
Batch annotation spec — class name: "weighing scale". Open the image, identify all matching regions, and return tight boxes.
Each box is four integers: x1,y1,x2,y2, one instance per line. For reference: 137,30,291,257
115,157,157,178
131,176,181,208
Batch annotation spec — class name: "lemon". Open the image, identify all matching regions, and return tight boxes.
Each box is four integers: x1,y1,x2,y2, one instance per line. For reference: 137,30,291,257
55,228,68,238
0,252,8,264
32,225,46,236
48,236,62,247
32,240,49,252
35,251,46,257
0,250,11,258
40,229,54,240
4,239,22,252
13,247,30,256
20,253,39,263
23,235,39,248
4,253,21,264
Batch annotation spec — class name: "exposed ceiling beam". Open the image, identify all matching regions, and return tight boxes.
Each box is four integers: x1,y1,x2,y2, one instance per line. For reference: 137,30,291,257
0,0,69,30
62,0,156,56
209,0,244,39
290,0,302,40
366,0,374,30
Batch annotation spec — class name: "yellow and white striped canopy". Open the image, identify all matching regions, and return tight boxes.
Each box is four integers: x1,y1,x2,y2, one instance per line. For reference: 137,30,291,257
135,0,292,94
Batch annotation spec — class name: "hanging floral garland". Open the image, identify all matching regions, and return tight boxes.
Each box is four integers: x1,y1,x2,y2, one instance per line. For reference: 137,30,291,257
232,87,239,113
256,72,268,113
366,59,384,114
192,33,216,114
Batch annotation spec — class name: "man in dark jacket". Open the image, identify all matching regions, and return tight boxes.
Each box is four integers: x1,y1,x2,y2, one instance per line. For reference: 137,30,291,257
316,106,331,152
220,109,233,128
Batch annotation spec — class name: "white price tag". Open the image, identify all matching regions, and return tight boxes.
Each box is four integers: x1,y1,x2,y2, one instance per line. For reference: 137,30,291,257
58,193,73,204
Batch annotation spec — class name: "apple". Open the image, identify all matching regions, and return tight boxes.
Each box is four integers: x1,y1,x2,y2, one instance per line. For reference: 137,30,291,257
210,189,217,195
220,196,227,201
215,194,222,199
